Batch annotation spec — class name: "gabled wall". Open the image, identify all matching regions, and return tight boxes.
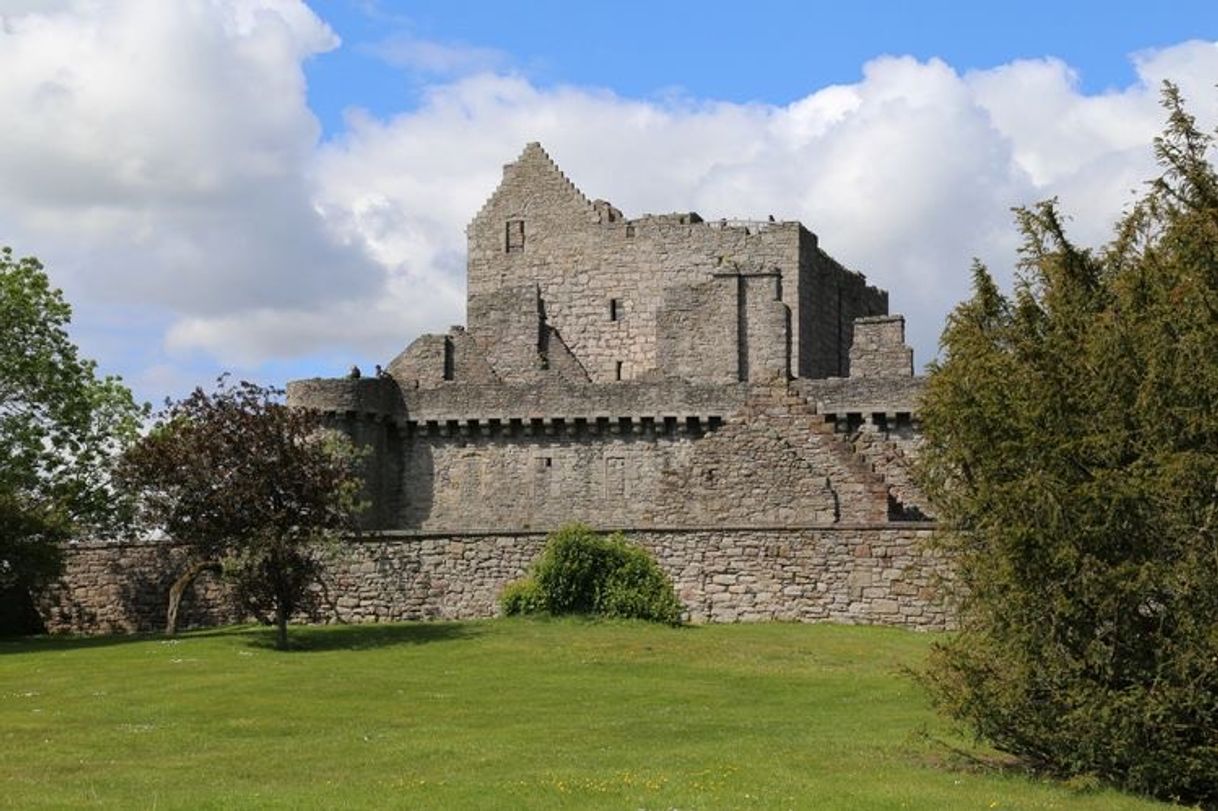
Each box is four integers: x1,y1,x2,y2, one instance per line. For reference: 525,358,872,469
467,143,814,382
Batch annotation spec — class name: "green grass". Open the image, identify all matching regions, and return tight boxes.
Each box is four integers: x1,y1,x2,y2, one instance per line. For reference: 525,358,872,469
0,619,1171,810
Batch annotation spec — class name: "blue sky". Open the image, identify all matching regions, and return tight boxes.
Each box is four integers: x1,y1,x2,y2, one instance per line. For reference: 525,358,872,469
303,0,1217,132
0,0,1216,405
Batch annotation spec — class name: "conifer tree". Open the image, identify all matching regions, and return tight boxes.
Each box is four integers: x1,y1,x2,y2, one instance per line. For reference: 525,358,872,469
918,84,1218,805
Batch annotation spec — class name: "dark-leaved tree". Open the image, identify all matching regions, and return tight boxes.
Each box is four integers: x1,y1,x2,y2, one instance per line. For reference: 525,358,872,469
917,84,1218,805
1,247,147,633
120,378,363,649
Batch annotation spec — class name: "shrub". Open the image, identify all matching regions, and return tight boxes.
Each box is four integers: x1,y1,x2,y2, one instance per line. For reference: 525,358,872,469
499,578,545,616
598,543,682,624
499,523,682,625
532,523,613,615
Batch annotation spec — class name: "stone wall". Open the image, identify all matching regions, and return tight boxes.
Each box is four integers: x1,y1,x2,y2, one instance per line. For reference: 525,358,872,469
38,542,242,635
657,276,739,384
39,525,953,634
849,315,915,379
798,233,889,378
393,383,911,531
287,379,929,533
464,143,884,383
793,375,924,416
401,379,750,422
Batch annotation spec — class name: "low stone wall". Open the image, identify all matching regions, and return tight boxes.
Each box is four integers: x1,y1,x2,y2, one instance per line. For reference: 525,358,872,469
38,525,953,634
38,542,242,634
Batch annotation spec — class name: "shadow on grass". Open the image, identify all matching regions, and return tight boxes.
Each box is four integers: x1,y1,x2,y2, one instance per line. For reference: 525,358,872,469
0,625,276,655
240,620,483,653
1,620,484,656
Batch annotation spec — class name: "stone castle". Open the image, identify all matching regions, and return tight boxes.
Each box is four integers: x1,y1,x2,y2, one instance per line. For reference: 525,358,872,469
43,144,950,633
288,142,931,534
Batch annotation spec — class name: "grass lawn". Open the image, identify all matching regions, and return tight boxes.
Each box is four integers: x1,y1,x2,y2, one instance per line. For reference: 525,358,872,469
0,619,1172,810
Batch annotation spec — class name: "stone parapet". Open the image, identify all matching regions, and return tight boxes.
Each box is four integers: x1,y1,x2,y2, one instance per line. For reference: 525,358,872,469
792,375,925,416
400,380,751,423
286,377,403,416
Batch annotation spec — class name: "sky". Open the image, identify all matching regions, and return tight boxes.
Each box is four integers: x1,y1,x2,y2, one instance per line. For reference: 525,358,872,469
1,0,1217,406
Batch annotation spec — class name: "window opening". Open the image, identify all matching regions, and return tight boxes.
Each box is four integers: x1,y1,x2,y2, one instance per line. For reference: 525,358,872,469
609,298,620,322
505,219,525,253
443,337,454,381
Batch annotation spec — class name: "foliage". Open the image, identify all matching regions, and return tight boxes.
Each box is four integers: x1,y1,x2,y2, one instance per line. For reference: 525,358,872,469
917,84,1218,805
498,577,545,616
500,523,682,625
0,247,146,595
597,542,684,623
119,377,363,648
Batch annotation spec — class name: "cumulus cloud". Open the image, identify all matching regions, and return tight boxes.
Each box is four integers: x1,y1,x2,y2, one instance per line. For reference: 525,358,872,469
0,0,1215,401
314,43,1218,370
0,0,384,386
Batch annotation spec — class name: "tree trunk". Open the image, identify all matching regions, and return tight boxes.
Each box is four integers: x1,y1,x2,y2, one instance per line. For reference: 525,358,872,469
274,600,288,650
165,561,221,636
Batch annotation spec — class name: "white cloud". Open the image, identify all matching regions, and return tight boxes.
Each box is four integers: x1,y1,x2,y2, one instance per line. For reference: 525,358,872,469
363,34,509,76
0,0,385,381
0,1,1215,400
314,44,1218,372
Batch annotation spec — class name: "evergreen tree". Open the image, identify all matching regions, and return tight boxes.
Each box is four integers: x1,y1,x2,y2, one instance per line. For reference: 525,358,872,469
918,84,1218,805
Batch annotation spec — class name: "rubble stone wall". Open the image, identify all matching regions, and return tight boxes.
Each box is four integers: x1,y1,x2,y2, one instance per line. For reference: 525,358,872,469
39,525,952,634
464,143,886,384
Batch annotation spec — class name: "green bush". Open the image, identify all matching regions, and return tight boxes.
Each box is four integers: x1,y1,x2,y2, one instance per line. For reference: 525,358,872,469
499,523,682,625
532,523,612,614
498,578,545,616
598,543,683,624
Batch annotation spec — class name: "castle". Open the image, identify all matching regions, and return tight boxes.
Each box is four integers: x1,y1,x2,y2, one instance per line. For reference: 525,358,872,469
287,143,931,534
43,144,951,632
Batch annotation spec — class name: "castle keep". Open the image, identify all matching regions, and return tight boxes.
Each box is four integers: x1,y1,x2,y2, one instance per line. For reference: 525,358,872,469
43,145,949,633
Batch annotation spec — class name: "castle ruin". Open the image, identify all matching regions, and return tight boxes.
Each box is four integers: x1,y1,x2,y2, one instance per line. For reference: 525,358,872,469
288,143,931,534
43,144,950,633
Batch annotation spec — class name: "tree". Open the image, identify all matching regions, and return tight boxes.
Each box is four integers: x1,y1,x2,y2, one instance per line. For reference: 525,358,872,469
119,378,363,649
0,247,146,628
917,85,1218,805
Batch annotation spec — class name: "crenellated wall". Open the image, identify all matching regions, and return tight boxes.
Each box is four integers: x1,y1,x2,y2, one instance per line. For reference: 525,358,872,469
286,379,924,533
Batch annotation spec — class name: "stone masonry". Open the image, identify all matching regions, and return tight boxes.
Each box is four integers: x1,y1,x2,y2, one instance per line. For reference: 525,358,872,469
42,143,945,632
43,526,951,633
